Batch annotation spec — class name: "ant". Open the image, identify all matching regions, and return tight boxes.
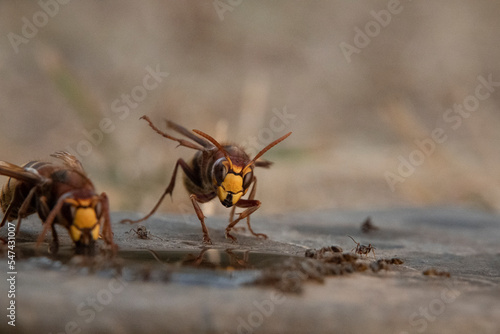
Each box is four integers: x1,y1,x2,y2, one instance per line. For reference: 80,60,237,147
348,235,376,259
127,225,163,241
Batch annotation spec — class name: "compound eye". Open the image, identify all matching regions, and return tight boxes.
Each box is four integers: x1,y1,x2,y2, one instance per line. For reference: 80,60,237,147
213,159,228,185
242,171,254,189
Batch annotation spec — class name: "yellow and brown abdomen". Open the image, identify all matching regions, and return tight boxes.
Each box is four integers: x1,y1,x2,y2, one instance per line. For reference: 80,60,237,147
0,177,15,216
0,161,47,221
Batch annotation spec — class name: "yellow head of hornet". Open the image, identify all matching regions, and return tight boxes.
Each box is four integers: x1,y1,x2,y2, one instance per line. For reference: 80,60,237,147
213,158,254,208
64,197,101,246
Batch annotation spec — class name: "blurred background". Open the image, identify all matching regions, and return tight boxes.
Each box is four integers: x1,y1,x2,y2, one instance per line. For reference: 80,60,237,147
1,1,500,216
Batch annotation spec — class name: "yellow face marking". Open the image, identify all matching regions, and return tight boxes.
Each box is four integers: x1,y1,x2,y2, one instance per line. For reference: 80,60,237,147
91,224,100,241
64,197,100,243
217,187,243,206
78,199,92,207
218,173,244,206
64,198,80,206
242,166,252,175
218,173,244,205
74,207,98,229
217,163,253,206
69,223,100,243
221,173,243,194
225,162,242,174
69,225,82,242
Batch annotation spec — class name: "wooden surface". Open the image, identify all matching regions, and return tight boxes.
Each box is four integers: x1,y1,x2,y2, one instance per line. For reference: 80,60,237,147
1,207,499,334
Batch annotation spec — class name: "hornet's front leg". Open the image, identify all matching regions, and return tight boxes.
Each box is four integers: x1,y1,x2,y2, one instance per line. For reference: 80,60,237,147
37,195,59,253
99,192,117,252
36,193,69,252
49,223,59,254
226,176,266,242
120,159,195,225
189,193,214,245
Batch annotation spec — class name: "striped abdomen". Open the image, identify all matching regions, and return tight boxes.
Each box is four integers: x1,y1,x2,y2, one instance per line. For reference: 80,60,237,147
0,161,49,221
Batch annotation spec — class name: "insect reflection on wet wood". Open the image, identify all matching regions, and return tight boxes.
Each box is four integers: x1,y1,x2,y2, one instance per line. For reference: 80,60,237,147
121,116,291,244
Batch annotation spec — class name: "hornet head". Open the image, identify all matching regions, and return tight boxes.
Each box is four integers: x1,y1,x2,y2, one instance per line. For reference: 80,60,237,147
63,196,102,247
192,129,292,208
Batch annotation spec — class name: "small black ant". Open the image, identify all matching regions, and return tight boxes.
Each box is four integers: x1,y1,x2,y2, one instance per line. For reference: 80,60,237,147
348,235,376,259
127,225,163,240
